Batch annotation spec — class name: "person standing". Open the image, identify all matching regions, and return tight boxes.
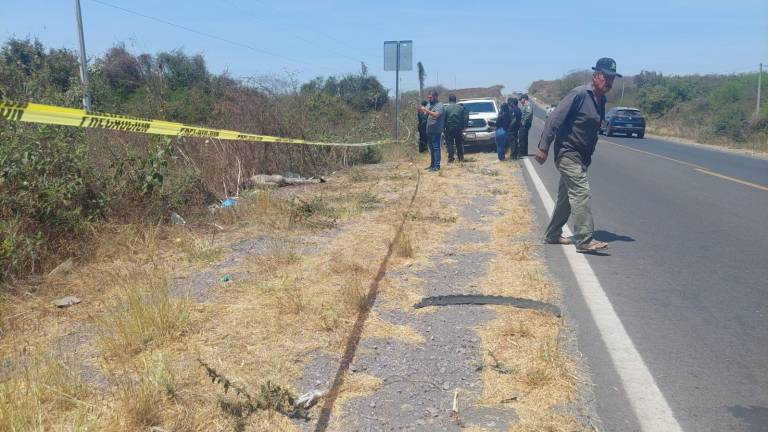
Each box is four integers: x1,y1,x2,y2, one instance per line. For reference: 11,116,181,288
417,100,428,153
508,97,522,159
494,101,511,161
419,90,445,171
518,94,533,157
535,57,620,252
443,94,468,162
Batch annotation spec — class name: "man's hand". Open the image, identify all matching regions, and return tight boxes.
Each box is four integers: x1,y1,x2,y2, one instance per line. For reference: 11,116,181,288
534,149,548,165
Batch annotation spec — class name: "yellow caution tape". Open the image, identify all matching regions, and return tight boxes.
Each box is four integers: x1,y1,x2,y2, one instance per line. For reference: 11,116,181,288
0,101,390,147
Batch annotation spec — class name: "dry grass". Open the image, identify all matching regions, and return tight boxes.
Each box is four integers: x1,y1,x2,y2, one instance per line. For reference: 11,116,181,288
327,372,383,430
0,160,424,430
363,313,424,344
0,349,92,431
392,227,414,258
348,166,369,182
113,358,177,429
468,160,591,431
356,190,382,209
0,151,591,430
96,264,189,358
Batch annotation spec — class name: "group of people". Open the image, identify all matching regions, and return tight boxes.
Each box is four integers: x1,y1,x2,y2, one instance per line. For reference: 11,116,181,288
493,94,533,162
417,91,468,171
416,57,621,253
416,91,534,171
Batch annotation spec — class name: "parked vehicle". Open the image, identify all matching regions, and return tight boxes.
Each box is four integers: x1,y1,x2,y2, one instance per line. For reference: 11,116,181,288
459,98,499,152
602,107,646,138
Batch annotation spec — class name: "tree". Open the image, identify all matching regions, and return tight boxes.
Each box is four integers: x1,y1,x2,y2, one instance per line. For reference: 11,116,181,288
634,70,666,88
0,38,79,102
298,73,388,112
156,50,209,91
417,61,426,100
98,44,143,94
637,85,674,115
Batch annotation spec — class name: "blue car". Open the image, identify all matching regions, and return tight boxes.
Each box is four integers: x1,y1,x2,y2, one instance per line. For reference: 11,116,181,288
602,107,646,138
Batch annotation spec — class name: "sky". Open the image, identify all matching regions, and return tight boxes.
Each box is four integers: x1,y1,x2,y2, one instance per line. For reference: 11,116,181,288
2,0,767,95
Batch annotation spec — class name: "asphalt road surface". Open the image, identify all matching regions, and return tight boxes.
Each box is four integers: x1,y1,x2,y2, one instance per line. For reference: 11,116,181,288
521,102,768,432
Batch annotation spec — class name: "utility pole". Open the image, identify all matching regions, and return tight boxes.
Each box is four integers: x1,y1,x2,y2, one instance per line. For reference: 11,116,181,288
74,0,92,112
757,62,763,120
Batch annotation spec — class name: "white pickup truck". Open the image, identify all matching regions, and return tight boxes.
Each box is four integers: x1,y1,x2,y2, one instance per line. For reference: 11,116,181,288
458,98,499,152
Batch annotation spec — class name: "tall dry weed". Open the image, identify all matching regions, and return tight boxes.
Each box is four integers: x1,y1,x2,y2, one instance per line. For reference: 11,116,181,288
393,228,414,258
114,358,177,429
0,351,91,431
96,265,189,358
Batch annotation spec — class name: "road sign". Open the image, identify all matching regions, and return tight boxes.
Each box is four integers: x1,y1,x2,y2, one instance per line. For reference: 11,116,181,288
384,40,412,71
384,40,413,142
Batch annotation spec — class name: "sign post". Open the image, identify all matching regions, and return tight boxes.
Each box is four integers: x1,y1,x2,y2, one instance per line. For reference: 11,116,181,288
384,40,412,141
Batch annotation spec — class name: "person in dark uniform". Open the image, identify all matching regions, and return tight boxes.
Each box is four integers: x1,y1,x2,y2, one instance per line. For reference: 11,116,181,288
519,94,533,157
443,94,469,162
417,100,428,153
508,97,522,159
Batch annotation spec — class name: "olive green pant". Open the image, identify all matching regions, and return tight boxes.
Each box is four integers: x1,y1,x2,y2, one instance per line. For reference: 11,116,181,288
544,157,594,248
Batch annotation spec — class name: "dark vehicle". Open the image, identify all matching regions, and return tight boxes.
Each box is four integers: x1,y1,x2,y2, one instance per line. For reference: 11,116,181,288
602,107,646,138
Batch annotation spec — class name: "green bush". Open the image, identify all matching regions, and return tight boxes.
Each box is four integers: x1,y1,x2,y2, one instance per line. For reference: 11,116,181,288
0,37,393,280
0,123,101,278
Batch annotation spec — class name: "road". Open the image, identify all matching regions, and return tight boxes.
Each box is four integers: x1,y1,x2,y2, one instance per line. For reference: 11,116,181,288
521,102,768,432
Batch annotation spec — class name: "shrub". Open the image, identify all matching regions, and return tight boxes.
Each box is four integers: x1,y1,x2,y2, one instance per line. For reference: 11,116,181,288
0,123,101,278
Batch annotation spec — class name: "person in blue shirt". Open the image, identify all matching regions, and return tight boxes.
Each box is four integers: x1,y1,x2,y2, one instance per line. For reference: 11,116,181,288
418,90,445,171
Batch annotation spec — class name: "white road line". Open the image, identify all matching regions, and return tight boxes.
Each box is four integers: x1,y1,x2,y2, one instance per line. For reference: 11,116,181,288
522,157,683,432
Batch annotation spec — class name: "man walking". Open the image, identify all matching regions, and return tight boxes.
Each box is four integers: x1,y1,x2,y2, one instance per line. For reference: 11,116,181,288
419,90,445,171
417,100,428,153
535,58,620,253
518,94,533,157
443,94,468,162
508,97,522,160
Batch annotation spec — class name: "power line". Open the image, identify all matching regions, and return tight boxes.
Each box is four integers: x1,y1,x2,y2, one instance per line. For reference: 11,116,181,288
88,0,336,71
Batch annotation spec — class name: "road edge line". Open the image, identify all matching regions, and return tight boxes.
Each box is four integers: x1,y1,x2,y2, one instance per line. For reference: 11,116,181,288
521,157,683,432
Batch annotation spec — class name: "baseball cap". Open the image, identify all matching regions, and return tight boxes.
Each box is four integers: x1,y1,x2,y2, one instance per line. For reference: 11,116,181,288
592,57,622,78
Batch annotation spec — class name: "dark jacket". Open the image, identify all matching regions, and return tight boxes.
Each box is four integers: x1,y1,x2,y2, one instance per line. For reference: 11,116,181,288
538,83,605,167
496,104,512,130
443,103,468,132
510,106,522,132
417,111,428,132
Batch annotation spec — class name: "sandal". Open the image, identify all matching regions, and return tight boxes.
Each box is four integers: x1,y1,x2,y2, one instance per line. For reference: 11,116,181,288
544,236,573,245
576,240,609,253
